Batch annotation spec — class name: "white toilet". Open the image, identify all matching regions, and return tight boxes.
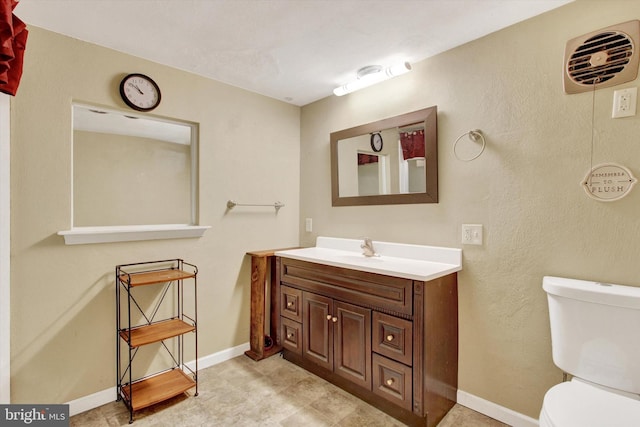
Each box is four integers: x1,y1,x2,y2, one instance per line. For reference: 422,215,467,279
540,276,640,426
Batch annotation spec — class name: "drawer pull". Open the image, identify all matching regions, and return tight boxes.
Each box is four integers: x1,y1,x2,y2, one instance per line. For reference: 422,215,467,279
386,334,395,342
287,301,294,308
332,317,338,323
386,378,395,386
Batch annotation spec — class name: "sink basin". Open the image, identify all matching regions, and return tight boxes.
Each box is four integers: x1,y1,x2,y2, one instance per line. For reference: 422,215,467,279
275,237,462,281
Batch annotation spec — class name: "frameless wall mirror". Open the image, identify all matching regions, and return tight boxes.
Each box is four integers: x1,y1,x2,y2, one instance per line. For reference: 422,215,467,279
331,106,437,206
72,104,198,226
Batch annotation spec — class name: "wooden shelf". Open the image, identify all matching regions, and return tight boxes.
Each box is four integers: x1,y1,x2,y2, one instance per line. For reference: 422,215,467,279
119,319,195,348
119,269,196,287
120,369,196,411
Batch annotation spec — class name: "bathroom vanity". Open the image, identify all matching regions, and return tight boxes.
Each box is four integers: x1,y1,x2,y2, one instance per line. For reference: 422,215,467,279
274,237,461,427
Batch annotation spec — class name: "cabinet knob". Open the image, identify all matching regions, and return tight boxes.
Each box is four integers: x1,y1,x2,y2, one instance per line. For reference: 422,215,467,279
326,314,332,320
287,301,294,308
386,334,394,342
332,317,338,323
287,333,294,339
386,378,395,386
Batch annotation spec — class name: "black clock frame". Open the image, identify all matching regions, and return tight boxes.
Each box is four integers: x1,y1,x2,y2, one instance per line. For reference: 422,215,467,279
119,73,162,112
370,132,383,152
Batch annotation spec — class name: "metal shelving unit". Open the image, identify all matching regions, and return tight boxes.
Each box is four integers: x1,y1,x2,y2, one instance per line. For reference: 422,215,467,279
116,259,198,423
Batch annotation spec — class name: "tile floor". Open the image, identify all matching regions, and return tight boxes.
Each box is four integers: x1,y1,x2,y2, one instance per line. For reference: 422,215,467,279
71,354,509,426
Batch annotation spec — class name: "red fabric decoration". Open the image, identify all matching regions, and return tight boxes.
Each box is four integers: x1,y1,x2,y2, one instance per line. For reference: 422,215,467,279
400,129,425,160
358,153,379,165
0,0,28,96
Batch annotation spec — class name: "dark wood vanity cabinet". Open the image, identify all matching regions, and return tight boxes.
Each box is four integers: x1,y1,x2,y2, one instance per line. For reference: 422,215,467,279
276,257,458,427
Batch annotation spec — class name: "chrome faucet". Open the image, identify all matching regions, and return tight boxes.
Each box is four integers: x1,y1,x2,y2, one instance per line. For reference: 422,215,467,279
361,238,378,257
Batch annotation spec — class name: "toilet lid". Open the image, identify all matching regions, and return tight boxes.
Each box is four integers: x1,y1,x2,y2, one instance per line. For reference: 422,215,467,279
542,380,640,427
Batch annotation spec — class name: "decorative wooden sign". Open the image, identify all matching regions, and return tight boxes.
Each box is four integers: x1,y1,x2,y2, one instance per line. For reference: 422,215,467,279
582,163,637,202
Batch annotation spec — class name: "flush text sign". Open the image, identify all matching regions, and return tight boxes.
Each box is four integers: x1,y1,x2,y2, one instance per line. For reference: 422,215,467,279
582,163,637,202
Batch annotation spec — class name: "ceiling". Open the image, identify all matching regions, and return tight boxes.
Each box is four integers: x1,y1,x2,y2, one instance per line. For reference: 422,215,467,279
15,0,573,106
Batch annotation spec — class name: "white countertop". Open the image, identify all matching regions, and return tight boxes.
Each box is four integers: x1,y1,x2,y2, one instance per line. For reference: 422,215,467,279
275,236,462,281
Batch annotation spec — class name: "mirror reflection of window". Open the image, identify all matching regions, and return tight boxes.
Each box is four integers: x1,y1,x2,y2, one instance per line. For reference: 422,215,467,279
72,104,197,227
398,123,426,194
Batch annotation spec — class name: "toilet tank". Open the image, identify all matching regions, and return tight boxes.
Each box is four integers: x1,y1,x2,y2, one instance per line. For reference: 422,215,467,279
543,276,640,394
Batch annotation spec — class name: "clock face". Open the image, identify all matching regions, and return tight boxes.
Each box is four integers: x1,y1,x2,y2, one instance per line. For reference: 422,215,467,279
371,132,383,152
119,73,161,111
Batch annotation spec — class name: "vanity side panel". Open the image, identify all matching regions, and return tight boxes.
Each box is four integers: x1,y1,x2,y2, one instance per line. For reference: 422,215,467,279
274,257,283,347
420,273,458,427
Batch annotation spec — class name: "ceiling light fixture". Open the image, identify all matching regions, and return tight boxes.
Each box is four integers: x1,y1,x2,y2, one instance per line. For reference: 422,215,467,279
333,62,412,96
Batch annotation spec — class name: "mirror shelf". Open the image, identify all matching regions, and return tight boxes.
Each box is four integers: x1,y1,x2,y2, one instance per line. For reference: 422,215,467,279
58,224,210,245
331,106,438,206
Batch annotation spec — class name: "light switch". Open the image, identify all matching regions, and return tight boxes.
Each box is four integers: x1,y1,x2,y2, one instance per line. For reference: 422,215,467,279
462,224,483,245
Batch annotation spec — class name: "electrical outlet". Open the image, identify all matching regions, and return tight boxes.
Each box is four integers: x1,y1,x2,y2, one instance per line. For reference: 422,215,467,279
305,218,313,232
612,87,637,118
462,224,483,245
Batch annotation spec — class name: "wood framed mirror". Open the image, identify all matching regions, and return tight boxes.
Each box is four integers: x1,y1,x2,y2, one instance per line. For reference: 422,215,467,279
331,106,437,206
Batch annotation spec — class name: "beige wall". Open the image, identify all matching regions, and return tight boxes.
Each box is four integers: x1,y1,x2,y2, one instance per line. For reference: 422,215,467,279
300,0,640,418
10,27,300,403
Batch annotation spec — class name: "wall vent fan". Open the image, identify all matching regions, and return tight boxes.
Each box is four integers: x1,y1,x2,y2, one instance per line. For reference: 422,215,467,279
564,20,640,94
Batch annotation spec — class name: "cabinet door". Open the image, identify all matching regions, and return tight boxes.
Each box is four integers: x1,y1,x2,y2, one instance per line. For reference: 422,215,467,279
281,317,302,355
281,285,302,322
303,292,333,371
334,301,372,390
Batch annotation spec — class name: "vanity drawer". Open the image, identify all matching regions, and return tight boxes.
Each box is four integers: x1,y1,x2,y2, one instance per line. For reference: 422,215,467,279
372,353,413,411
372,311,413,366
280,285,302,322
281,317,302,355
280,258,413,316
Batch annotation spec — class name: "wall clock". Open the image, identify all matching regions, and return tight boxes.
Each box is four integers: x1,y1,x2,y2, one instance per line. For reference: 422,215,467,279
370,132,383,152
119,73,161,112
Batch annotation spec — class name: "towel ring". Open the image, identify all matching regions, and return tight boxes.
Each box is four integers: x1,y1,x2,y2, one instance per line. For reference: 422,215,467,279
454,129,485,161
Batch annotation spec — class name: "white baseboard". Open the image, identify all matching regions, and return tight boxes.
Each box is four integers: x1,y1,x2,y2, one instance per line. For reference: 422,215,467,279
67,342,250,417
184,341,249,372
67,387,116,417
457,389,539,427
